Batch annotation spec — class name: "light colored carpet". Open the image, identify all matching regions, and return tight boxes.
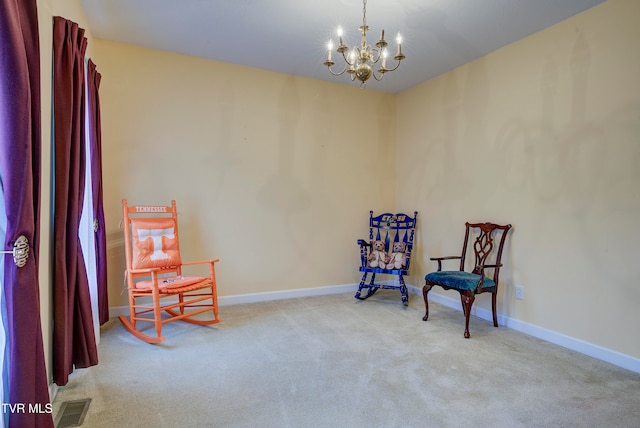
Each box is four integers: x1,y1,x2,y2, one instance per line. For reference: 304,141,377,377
52,292,640,427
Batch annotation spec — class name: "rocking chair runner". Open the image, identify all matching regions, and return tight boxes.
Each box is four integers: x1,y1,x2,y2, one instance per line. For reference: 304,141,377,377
119,199,222,343
422,222,511,338
355,211,418,306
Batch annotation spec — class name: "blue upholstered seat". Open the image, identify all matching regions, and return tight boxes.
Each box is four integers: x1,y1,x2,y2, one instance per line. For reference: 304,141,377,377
425,271,495,292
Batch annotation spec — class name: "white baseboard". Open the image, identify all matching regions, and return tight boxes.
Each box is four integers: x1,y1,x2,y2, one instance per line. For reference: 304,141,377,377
108,283,359,319
218,283,357,306
108,282,640,374
411,285,640,374
49,383,58,403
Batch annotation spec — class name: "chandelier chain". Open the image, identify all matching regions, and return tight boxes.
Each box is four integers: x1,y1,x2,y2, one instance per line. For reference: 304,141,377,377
362,0,367,28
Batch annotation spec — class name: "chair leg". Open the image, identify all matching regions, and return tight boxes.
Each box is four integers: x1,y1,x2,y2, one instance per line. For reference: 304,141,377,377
118,291,166,344
354,272,367,299
178,294,185,315
422,282,433,321
460,294,467,315
399,274,408,306
152,289,163,340
212,284,222,323
461,292,475,339
491,292,499,327
209,263,221,323
355,272,378,300
118,315,165,344
127,291,136,330
165,288,223,326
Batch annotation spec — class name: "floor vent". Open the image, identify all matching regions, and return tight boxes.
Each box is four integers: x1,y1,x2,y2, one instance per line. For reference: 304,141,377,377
56,398,91,428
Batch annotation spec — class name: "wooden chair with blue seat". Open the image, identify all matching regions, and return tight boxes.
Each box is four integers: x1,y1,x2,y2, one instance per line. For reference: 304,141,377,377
355,211,418,306
119,199,222,343
422,222,511,338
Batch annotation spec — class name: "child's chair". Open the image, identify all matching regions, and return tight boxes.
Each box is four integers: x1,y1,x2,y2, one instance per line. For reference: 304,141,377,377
119,199,221,343
355,211,418,306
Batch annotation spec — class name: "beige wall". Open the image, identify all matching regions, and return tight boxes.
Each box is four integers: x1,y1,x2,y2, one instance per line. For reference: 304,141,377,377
398,0,640,359
94,41,396,306
34,0,639,388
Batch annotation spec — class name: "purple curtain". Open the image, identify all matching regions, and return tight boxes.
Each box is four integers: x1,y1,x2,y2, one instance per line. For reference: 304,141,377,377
86,59,109,325
0,0,54,427
52,16,98,386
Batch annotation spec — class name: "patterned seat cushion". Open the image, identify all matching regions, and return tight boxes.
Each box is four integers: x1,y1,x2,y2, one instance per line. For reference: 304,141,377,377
425,271,495,291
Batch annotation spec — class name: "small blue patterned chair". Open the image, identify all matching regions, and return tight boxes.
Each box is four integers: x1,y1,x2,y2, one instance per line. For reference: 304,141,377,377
355,211,418,306
423,222,511,338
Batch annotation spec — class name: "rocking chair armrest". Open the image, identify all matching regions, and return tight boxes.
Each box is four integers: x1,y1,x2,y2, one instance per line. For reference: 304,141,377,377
128,267,161,274
357,239,371,247
182,259,220,266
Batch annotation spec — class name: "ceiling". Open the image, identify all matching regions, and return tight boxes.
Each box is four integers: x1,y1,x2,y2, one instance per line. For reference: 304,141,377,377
80,0,606,94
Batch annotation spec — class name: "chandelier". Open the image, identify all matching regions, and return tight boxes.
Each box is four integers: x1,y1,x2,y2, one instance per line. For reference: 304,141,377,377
323,0,405,87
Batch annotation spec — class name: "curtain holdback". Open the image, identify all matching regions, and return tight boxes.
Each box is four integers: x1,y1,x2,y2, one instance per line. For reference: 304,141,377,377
1,235,30,267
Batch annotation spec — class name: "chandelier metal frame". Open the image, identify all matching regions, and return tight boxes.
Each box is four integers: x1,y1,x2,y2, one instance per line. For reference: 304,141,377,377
323,0,405,87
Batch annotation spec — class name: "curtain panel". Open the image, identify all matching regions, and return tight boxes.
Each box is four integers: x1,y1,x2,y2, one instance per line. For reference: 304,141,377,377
0,0,54,426
86,59,109,325
52,16,98,387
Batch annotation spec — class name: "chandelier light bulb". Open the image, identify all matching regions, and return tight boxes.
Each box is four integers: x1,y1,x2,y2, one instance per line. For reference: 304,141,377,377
395,33,404,60
323,0,406,87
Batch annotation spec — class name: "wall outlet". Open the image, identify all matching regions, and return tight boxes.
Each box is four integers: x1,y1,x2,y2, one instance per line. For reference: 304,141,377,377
515,285,525,300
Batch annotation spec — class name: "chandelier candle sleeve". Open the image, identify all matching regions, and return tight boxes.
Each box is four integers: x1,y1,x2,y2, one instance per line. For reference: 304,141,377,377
323,0,405,87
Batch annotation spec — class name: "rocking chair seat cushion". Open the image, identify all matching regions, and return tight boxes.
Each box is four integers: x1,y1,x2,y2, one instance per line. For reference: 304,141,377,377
135,275,208,292
425,271,495,292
